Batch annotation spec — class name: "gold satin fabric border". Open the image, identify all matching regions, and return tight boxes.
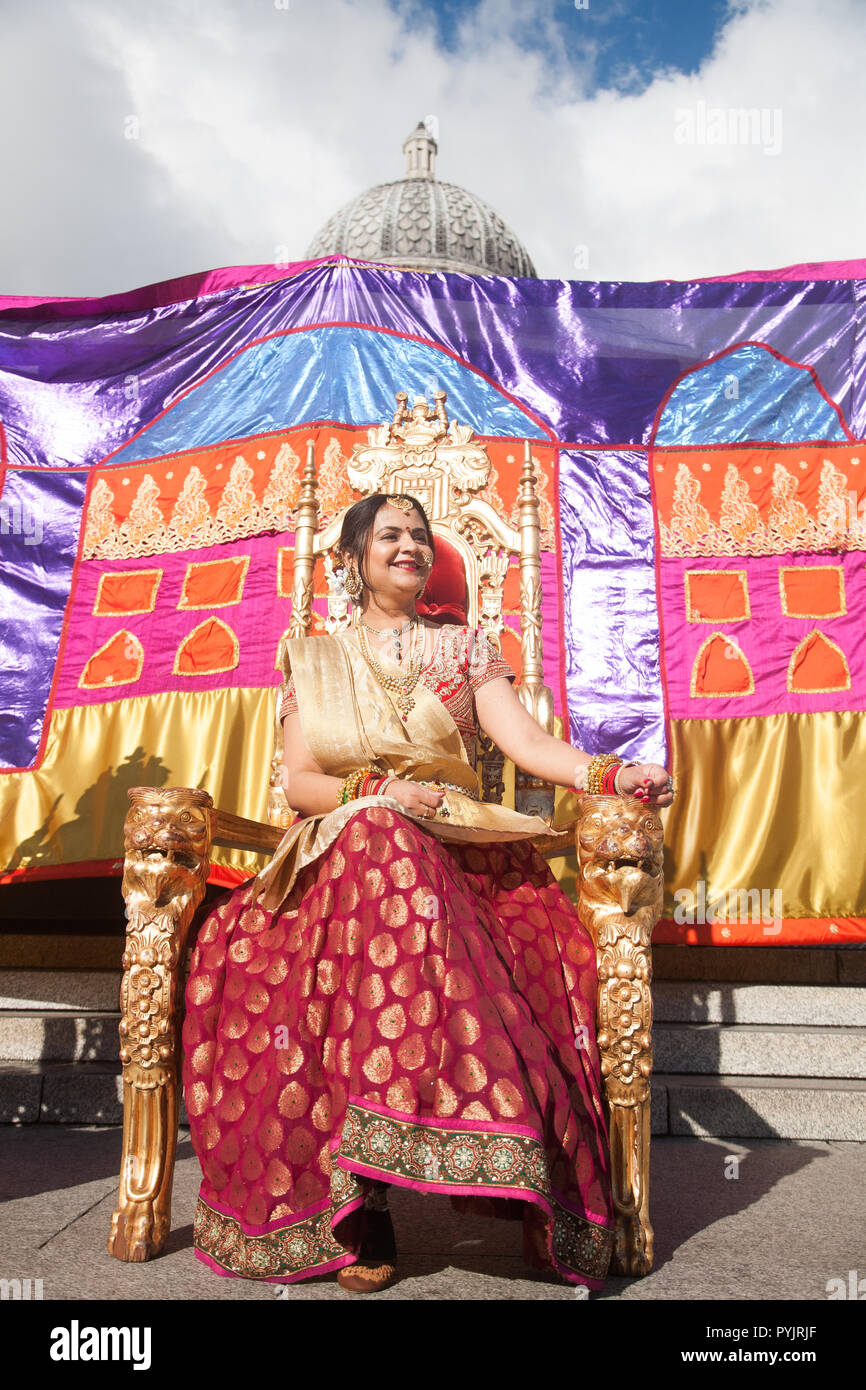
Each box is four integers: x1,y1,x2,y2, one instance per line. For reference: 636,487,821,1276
0,684,570,885
666,711,866,919
0,690,278,877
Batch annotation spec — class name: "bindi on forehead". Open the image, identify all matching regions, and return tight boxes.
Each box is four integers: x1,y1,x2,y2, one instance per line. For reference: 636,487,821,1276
374,507,425,532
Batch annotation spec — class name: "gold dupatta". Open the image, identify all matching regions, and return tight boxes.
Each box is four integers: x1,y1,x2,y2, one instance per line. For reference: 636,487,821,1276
253,628,559,911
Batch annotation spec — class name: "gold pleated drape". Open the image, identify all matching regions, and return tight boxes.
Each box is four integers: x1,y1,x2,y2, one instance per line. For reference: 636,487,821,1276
665,711,866,919
5,694,863,929
1,690,278,877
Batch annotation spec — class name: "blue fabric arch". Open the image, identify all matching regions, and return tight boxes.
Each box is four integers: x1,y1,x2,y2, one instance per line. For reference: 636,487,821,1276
109,325,543,464
655,344,848,446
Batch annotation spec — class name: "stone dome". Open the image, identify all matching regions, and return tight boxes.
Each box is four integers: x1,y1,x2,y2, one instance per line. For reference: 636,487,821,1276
306,122,536,278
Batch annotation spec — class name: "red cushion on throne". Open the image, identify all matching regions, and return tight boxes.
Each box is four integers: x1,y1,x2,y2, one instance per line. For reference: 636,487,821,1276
416,535,469,626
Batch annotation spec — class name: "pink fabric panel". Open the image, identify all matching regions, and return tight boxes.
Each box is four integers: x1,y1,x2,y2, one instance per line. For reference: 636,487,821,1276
0,258,330,317
695,259,866,283
659,552,866,719
540,550,563,717
54,533,292,706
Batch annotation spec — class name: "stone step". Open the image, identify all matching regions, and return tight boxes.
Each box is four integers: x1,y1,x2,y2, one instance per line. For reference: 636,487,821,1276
654,1022,866,1078
2,1061,864,1139
5,999,866,1083
0,1011,120,1063
3,972,863,1023
0,1061,190,1126
654,1072,866,1141
0,970,121,1012
654,981,866,1026
652,945,866,984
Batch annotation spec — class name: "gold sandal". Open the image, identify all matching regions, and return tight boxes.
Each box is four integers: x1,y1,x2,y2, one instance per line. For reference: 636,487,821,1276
337,1200,397,1294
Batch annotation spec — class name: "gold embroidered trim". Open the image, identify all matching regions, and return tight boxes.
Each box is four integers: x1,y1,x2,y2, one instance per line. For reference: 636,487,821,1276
173,616,241,677
778,565,846,619
92,568,162,617
689,631,755,699
83,442,302,560
659,456,866,557
786,629,851,693
684,569,751,623
78,629,145,690
178,554,251,610
341,1101,612,1282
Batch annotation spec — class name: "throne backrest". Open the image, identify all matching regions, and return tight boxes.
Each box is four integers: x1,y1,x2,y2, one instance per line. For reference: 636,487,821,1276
268,389,555,826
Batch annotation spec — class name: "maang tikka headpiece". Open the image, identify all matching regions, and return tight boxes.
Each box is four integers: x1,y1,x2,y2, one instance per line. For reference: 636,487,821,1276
386,495,414,513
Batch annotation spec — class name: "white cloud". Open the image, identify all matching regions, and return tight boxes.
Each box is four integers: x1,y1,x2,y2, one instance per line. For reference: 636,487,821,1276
0,0,863,295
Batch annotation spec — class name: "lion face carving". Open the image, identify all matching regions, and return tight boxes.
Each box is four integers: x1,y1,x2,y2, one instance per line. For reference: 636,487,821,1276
123,793,211,926
577,799,664,923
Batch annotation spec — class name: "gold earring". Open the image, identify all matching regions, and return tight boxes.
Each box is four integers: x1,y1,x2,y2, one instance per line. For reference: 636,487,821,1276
344,565,363,601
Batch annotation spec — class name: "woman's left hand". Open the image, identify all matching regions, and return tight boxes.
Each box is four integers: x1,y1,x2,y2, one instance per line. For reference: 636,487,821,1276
617,763,675,807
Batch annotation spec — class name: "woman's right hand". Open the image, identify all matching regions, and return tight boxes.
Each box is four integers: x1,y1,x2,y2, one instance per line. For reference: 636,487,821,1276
384,779,445,820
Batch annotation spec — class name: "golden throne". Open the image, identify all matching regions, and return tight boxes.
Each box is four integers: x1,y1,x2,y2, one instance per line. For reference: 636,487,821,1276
107,390,663,1280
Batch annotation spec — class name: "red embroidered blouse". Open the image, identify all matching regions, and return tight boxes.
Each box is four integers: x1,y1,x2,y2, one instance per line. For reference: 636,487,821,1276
279,625,515,760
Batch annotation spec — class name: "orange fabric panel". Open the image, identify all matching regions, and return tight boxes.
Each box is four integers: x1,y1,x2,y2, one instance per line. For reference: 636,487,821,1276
93,569,161,616
180,556,249,609
277,547,293,597
788,631,850,692
780,565,845,618
80,631,143,688
654,916,866,945
653,443,865,527
691,633,753,696
685,570,750,622
83,429,557,563
175,618,239,676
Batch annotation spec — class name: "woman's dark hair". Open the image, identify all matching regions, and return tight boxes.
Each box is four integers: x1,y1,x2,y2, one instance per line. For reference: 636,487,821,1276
337,493,435,589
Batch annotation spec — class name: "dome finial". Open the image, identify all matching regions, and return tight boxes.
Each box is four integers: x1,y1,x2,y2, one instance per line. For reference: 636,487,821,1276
403,119,437,179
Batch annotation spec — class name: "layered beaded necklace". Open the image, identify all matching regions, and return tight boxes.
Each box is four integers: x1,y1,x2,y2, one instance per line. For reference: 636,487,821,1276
359,616,414,662
357,615,424,720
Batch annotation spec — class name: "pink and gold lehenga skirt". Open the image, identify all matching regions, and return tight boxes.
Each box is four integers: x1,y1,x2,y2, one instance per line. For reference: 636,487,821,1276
182,805,614,1289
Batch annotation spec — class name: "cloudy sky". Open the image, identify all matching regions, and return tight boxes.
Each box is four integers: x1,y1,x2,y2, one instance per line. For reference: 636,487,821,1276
2,0,865,296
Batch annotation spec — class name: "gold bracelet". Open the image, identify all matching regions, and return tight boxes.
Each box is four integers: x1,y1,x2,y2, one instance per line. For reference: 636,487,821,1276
584,753,621,795
338,765,379,806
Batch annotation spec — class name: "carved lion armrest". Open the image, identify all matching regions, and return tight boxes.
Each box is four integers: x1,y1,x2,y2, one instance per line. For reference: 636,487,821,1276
108,786,282,1263
573,793,664,1277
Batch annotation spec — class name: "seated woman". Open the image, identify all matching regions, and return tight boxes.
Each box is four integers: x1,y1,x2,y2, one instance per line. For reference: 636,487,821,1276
182,493,673,1295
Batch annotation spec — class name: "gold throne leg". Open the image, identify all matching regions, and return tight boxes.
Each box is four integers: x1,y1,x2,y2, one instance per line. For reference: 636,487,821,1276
576,794,663,1277
107,787,212,1262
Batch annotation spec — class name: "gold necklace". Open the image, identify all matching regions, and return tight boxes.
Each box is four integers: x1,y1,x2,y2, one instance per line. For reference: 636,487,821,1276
357,618,424,720
359,616,414,662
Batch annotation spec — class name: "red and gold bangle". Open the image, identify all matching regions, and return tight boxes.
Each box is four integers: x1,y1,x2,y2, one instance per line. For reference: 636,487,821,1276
359,773,388,798
339,765,379,805
600,762,621,795
584,753,622,794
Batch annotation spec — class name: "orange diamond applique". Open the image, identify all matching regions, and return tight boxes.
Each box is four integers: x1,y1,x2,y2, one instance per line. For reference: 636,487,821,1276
178,556,250,609
779,566,846,619
684,570,750,623
93,569,162,616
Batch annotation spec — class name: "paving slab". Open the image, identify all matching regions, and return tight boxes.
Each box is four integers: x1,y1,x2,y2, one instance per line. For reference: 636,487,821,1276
0,1012,120,1063
663,1073,866,1141
0,1125,863,1302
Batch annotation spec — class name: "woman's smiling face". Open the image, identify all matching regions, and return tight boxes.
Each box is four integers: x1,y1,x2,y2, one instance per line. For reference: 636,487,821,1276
353,502,432,603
